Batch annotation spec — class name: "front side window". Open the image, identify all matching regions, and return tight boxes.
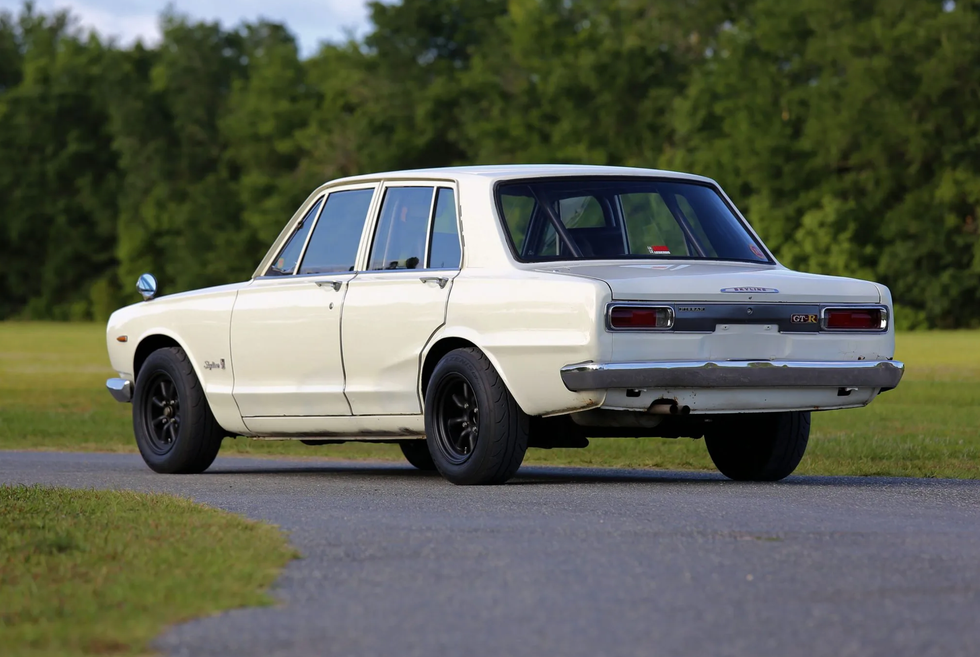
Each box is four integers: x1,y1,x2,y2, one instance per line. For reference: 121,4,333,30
267,196,323,276
496,179,770,263
368,187,434,270
298,189,375,275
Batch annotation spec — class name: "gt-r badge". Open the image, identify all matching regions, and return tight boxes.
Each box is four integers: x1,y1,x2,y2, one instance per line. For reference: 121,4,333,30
791,314,819,324
720,287,779,294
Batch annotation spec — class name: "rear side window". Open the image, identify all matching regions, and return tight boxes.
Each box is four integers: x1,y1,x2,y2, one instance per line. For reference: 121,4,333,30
298,189,375,274
368,187,434,270
428,188,460,269
267,197,323,276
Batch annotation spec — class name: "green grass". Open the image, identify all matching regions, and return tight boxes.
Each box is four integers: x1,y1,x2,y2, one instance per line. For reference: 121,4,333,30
0,484,296,656
0,322,978,478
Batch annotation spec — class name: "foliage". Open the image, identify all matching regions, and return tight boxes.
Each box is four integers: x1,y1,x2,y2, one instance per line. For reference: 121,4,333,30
0,0,978,326
0,484,295,656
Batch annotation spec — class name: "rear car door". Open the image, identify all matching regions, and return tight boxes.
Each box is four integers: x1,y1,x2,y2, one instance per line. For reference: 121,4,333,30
341,183,462,415
230,185,377,417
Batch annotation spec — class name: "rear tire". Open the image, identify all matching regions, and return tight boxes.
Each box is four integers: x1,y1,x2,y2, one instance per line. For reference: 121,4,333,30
132,347,224,474
704,411,810,481
424,348,528,485
399,440,436,471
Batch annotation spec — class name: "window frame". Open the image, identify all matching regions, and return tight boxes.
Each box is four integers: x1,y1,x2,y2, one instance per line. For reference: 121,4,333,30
493,176,774,266
263,194,326,277
363,180,463,273
258,183,381,279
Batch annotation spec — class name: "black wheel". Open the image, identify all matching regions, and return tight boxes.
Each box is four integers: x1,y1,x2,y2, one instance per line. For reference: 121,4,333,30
399,440,436,471
704,411,810,481
132,346,224,474
424,347,528,485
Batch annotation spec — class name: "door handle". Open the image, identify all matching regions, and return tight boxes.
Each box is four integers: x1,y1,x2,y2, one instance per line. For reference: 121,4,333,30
419,276,448,289
316,280,343,291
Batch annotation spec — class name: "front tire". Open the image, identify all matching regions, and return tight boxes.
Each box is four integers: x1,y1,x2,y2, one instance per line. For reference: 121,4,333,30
424,348,528,485
704,411,810,481
132,346,224,474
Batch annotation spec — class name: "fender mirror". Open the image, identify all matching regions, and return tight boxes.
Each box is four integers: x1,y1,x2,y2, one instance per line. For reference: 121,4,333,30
137,273,157,301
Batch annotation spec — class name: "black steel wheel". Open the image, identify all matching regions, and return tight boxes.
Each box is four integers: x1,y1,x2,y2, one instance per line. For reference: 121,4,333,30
431,373,480,465
132,346,224,474
140,371,182,457
704,411,810,481
424,347,528,485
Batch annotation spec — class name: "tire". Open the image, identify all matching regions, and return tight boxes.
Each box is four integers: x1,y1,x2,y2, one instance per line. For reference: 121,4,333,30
424,347,528,485
132,346,224,474
704,411,810,482
399,440,436,471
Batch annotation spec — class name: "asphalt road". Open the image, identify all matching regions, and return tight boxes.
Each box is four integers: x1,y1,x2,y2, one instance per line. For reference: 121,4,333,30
2,452,979,657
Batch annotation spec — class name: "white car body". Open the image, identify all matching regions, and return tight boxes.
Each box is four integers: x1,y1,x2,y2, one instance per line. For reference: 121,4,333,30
106,165,903,444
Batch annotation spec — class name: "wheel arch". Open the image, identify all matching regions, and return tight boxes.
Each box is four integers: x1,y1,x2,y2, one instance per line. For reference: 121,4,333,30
419,327,604,418
133,334,184,380
419,336,482,402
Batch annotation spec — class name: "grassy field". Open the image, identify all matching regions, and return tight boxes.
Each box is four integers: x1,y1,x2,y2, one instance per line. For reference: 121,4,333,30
0,484,295,656
0,322,977,478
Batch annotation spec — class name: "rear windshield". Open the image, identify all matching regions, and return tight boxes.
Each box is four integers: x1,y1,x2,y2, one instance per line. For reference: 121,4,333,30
495,178,771,264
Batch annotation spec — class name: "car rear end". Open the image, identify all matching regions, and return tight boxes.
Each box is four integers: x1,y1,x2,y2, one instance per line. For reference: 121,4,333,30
493,172,904,418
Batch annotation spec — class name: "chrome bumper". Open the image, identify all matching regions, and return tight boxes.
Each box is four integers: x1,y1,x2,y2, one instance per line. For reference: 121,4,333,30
106,378,133,403
560,360,905,391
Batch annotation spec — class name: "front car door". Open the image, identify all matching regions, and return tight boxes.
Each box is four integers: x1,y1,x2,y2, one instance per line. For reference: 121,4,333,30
230,184,377,417
341,182,462,415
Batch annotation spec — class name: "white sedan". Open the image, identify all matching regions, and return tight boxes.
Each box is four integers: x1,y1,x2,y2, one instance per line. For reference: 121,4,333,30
105,165,904,485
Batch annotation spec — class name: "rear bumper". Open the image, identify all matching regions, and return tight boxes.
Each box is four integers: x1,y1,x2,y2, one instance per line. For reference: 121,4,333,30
560,359,904,391
106,378,133,403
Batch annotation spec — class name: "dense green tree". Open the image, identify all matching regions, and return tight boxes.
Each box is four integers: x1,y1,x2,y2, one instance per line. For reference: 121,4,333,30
0,0,978,327
0,6,118,319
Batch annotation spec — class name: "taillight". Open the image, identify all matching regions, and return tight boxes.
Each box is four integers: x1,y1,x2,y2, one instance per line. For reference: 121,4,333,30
608,305,674,330
821,307,886,331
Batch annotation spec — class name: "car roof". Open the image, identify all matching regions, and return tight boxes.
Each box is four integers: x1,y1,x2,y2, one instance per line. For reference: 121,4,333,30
324,164,716,186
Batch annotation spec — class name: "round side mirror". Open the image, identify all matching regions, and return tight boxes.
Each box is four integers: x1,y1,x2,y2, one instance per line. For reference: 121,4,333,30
137,273,157,301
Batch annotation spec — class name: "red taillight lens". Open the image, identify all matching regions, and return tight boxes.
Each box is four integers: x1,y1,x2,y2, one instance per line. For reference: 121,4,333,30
823,308,884,330
609,306,673,329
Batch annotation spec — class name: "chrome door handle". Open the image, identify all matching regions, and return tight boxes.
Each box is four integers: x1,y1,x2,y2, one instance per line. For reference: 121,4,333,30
316,280,343,291
419,276,448,289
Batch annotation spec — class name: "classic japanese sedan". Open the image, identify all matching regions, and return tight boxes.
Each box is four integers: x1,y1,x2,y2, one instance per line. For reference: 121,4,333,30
105,165,904,485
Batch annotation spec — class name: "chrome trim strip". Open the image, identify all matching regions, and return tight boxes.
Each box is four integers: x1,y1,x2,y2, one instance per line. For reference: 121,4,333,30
605,302,675,331
560,360,905,391
106,378,133,403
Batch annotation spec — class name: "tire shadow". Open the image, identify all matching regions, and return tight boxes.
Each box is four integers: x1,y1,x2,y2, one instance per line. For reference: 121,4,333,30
202,459,960,488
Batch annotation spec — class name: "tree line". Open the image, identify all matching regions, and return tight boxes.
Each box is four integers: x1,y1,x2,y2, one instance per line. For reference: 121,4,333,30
1,0,978,327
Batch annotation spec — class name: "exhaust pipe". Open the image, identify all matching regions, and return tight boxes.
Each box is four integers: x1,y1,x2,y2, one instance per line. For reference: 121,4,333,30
648,400,691,415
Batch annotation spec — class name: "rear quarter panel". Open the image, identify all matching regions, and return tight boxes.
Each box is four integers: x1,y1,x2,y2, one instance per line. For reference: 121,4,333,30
443,270,610,416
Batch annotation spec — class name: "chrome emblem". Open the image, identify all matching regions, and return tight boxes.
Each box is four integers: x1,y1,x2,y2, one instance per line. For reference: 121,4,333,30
720,287,779,294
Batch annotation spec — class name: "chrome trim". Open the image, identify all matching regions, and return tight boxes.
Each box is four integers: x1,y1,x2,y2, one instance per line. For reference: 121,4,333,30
819,306,889,332
419,276,449,288
605,302,675,331
106,378,133,403
560,360,905,391
137,273,157,301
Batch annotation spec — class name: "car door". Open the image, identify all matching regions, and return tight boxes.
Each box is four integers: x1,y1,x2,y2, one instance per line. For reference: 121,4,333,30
341,183,462,415
230,185,377,417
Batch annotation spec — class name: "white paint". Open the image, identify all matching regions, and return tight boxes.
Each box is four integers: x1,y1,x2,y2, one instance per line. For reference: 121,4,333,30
105,164,900,439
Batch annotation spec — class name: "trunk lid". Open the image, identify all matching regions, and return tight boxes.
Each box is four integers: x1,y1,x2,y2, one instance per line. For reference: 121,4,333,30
540,261,881,304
